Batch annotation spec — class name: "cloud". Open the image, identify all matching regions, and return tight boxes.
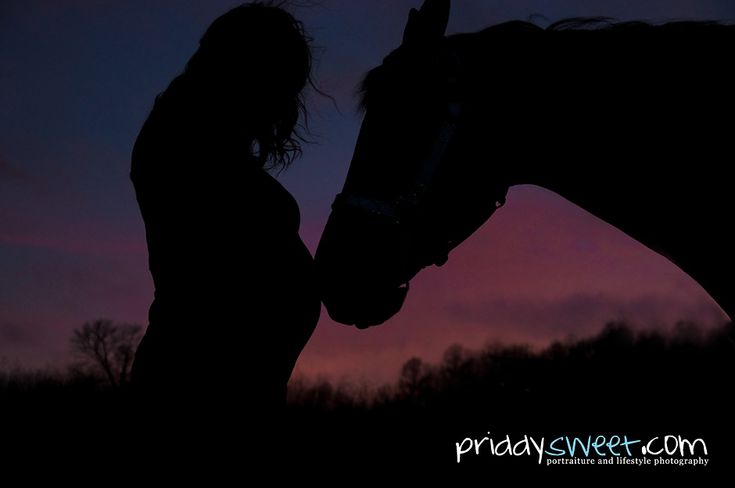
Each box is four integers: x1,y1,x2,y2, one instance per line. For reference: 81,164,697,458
0,321,37,345
295,290,726,384
0,320,70,369
447,293,726,339
0,158,26,182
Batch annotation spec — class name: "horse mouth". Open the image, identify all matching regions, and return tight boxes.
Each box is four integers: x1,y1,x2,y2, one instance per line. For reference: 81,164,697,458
322,283,409,329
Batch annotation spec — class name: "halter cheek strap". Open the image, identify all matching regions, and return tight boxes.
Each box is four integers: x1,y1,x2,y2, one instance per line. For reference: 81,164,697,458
405,100,461,206
331,98,461,223
332,193,401,223
332,105,457,215
332,45,466,268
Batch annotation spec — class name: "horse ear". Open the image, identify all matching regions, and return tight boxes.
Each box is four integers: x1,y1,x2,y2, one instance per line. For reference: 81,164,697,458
402,0,450,45
419,0,450,38
402,8,421,44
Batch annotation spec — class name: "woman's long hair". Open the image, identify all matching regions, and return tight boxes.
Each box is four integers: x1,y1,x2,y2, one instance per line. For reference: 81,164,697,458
153,2,315,170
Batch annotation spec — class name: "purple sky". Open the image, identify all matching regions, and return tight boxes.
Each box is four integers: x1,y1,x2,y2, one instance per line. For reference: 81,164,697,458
1,0,731,382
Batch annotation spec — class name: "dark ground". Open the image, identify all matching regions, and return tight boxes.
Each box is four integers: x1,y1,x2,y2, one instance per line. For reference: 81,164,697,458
286,322,733,481
1,322,732,482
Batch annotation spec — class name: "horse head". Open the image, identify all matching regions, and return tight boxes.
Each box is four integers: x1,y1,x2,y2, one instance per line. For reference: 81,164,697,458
315,0,508,328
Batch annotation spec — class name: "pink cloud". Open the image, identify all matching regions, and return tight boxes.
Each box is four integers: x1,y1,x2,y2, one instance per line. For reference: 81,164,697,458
0,231,146,256
0,158,26,181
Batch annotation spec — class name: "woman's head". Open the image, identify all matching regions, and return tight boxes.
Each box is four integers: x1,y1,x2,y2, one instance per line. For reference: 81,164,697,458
168,2,314,169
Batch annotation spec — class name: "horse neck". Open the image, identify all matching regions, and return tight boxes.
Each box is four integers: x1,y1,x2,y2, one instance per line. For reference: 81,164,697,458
459,85,650,228
456,25,731,239
446,24,735,321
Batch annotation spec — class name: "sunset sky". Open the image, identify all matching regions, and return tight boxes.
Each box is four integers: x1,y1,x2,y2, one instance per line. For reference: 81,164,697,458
1,0,732,384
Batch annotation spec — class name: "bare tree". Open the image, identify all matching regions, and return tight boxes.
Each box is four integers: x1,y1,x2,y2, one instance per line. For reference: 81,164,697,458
398,357,428,400
70,319,142,388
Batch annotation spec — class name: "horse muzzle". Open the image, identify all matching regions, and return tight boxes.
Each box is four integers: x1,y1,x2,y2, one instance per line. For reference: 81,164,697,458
320,282,409,329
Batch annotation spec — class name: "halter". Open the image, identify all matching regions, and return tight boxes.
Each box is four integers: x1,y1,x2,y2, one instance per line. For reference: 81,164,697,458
333,99,460,220
331,44,476,269
332,43,486,282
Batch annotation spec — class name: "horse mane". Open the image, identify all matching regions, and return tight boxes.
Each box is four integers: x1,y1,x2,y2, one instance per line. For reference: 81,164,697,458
358,18,734,109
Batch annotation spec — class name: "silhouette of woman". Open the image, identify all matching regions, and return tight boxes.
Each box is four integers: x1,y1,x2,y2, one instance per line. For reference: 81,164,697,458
130,3,319,419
